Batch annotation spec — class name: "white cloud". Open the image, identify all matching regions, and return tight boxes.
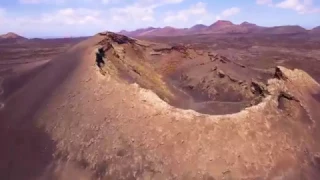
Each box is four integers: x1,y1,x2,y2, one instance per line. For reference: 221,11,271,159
49,8,103,25
275,0,320,14
0,8,109,36
19,0,102,5
215,7,241,20
101,0,110,4
20,0,43,4
19,0,66,4
138,0,184,8
257,0,320,14
256,0,273,5
0,8,5,16
0,8,6,26
108,0,184,28
101,0,120,5
2,0,187,35
221,7,240,17
164,2,207,23
0,0,182,36
0,0,244,36
111,5,155,24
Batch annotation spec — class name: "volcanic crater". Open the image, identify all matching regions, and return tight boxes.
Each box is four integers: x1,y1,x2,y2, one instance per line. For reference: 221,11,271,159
96,32,274,115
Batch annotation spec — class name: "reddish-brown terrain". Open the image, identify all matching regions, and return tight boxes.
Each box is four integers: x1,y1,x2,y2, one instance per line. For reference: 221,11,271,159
311,26,320,34
0,32,26,39
258,25,307,34
0,32,28,44
119,20,314,37
207,20,234,30
0,29,320,180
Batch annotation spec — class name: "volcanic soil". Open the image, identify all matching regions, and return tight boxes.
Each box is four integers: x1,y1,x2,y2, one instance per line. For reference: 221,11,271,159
0,32,320,179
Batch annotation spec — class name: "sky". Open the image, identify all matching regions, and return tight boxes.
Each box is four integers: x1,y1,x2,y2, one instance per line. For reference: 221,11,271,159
0,0,319,37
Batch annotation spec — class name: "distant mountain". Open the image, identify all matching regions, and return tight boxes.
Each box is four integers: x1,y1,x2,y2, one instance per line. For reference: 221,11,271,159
239,21,265,33
310,26,320,34
190,24,207,30
240,21,258,27
153,26,188,36
119,21,313,37
184,24,208,34
0,32,28,43
120,26,188,37
206,21,262,34
207,20,234,31
0,32,27,39
259,25,307,35
119,27,158,36
119,30,130,35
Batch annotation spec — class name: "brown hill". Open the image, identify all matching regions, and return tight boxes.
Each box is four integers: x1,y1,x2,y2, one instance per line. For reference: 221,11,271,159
205,21,262,34
140,26,186,36
207,20,234,31
119,27,157,37
190,24,207,30
240,21,257,26
259,25,307,35
0,32,26,39
209,25,251,34
310,26,320,34
118,30,130,35
182,24,207,35
0,32,28,43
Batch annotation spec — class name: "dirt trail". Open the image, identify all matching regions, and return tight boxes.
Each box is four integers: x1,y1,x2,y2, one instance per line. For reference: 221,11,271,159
1,32,320,180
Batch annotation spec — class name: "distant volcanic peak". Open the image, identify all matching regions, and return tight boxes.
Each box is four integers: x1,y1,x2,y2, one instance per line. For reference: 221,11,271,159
265,25,307,34
5,32,18,36
273,25,305,29
240,21,257,26
163,26,175,29
145,26,156,30
0,32,25,39
277,25,307,31
187,24,208,32
136,27,156,31
190,24,207,30
119,30,129,33
310,26,320,34
211,20,234,27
